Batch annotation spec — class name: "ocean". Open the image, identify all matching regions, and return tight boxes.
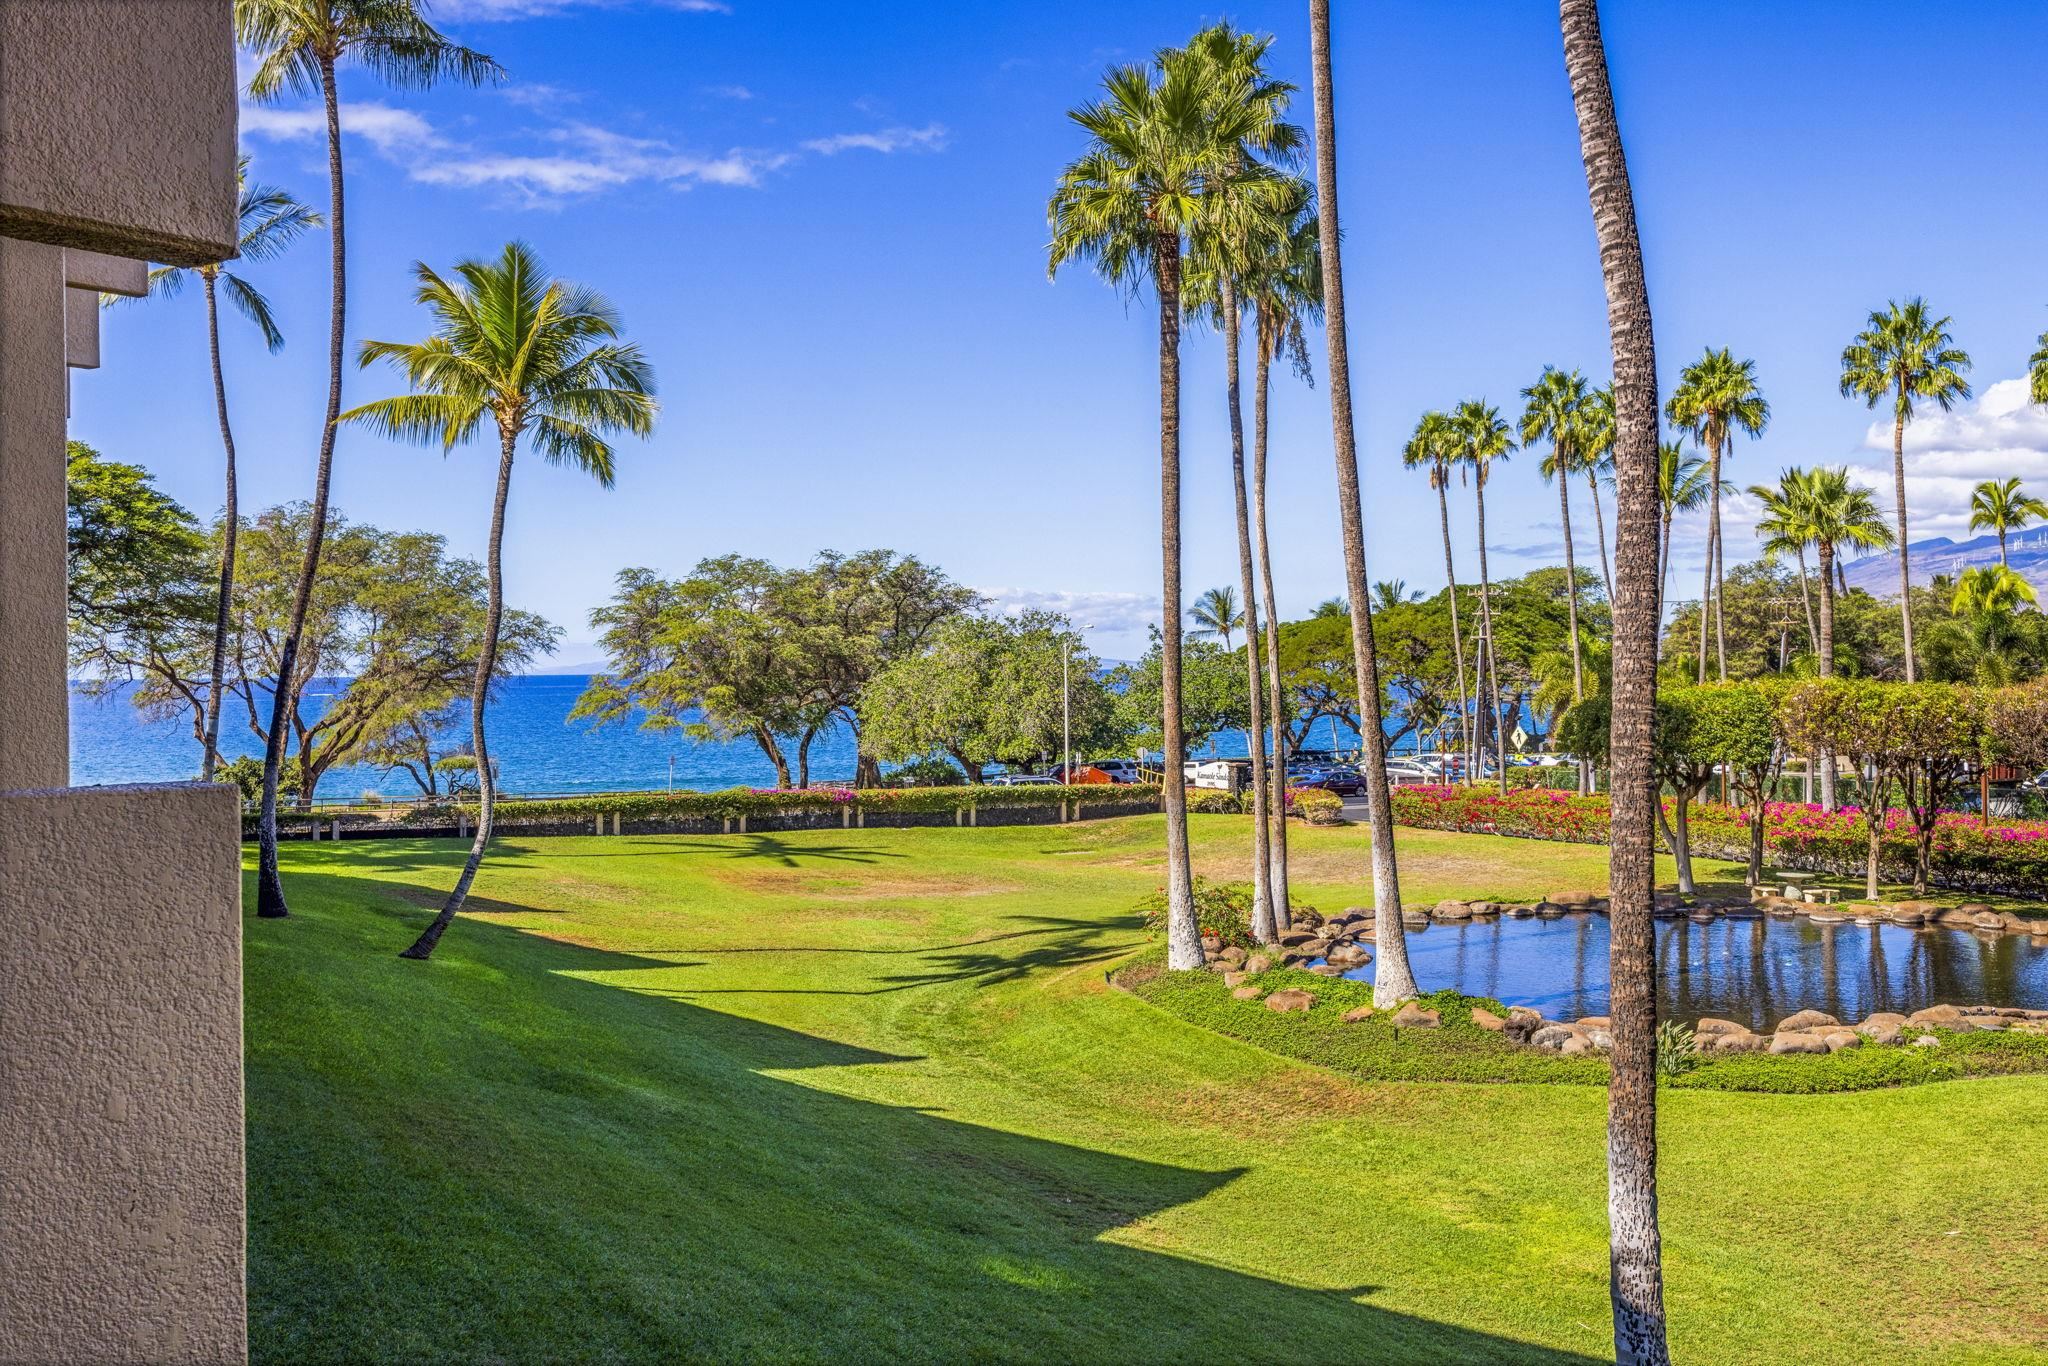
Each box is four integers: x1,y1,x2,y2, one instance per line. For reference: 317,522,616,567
68,675,1435,801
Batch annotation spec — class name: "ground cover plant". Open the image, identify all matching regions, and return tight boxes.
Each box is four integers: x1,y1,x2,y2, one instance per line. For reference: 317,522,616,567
249,815,2048,1363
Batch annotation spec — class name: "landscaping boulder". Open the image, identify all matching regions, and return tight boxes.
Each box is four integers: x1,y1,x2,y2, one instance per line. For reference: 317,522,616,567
1577,1015,1611,1030
1694,1017,1745,1037
1559,1035,1597,1056
1342,1005,1375,1024
1530,1024,1580,1050
1244,953,1272,975
1768,1033,1829,1055
1775,1009,1840,1034
1326,944,1369,968
1913,1035,1940,1047
1705,1031,1765,1054
1971,912,2007,931
1264,988,1315,1014
1301,938,1333,958
1884,905,1927,926
1808,910,1848,924
1219,946,1247,967
1505,903,1537,917
1278,930,1316,948
1339,906,1370,921
1535,902,1568,918
1820,1030,1863,1052
1431,899,1473,921
1469,1006,1505,1032
2003,912,2039,934
1307,964,1346,977
1854,1013,1907,1046
1222,970,1248,988
1583,1027,1615,1051
1908,1004,1965,1028
1391,1003,1440,1029
1503,1010,1544,1045
1549,890,1600,908
1297,909,1327,928
1231,986,1262,1001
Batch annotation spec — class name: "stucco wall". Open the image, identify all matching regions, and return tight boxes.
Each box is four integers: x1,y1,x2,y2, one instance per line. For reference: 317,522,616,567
0,782,247,1364
0,0,237,265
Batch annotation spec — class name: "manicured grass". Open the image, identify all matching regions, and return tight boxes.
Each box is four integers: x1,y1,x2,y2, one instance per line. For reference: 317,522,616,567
248,816,2048,1363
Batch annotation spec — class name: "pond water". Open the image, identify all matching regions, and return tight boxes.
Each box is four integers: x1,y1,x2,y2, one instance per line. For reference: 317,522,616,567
1340,913,2048,1031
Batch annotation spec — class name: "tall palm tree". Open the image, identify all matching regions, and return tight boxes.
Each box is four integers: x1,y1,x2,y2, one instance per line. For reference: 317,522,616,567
1560,0,1671,1357
1174,21,1303,945
1665,347,1768,682
1370,580,1421,609
114,158,318,781
1188,585,1244,649
1521,367,1593,722
1401,409,1472,786
1968,477,2047,567
1051,54,1269,971
1450,399,1516,795
1241,185,1321,926
1952,564,2038,682
1793,466,1892,683
238,0,501,919
1308,0,1417,1006
344,242,655,960
1654,438,1712,647
1748,470,1820,657
1840,297,1972,682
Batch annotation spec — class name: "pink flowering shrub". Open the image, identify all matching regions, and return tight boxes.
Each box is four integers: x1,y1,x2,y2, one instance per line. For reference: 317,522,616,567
1390,786,2048,896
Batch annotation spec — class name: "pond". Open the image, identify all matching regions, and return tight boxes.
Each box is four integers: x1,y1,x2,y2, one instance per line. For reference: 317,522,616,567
1339,913,2048,1031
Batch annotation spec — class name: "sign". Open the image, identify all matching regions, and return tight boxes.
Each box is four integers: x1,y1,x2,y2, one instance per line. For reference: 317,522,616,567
1510,725,1528,752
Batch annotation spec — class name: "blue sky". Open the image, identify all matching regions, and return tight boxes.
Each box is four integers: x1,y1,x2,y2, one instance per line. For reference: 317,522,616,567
70,0,2048,665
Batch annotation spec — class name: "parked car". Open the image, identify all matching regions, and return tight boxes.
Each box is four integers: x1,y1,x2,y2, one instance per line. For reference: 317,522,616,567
1068,758,1142,784
984,772,1055,786
1291,765,1366,797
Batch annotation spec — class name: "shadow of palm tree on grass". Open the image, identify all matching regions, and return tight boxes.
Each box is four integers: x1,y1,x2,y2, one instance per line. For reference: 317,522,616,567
249,860,1602,1365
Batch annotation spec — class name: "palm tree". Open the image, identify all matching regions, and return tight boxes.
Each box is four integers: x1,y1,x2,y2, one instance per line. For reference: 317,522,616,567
1968,477,2047,567
1654,439,1712,645
1370,580,1421,609
238,0,501,919
114,158,318,781
1951,565,2038,682
1450,399,1516,795
1051,54,1267,971
1790,467,1891,803
1665,347,1768,682
1311,596,1349,619
1188,585,1244,649
2030,319,2048,406
1748,470,1820,658
1840,298,1972,682
1308,0,1417,1006
1401,409,1472,787
1175,22,1303,945
344,242,655,960
1560,0,1672,1357
1240,185,1321,926
1521,367,1593,729
1582,383,1620,603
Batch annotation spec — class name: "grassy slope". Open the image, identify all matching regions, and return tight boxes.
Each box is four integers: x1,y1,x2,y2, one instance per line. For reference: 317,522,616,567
248,817,2048,1364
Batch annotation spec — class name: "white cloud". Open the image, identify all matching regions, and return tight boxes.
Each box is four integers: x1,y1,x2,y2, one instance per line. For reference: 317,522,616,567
703,84,754,101
976,588,1161,637
1853,376,2048,537
501,82,580,109
240,100,444,154
801,124,947,155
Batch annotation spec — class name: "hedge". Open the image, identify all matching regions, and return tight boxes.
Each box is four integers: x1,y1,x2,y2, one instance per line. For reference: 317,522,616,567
1389,785,2048,897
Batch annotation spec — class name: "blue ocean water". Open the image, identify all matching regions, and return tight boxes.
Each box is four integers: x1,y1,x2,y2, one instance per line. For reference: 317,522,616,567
68,675,1457,801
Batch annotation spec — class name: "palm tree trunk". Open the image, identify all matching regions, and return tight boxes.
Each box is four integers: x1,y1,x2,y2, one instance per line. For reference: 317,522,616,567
1587,467,1617,604
402,429,513,960
1697,509,1713,683
256,54,348,919
1559,1,1672,1359
1999,527,2008,567
1222,282,1274,944
199,270,238,784
1252,318,1292,927
1310,0,1416,1006
1475,483,1507,795
1891,403,1916,682
1713,435,1729,680
1817,541,1838,809
1155,234,1200,972
1794,546,1818,654
1557,465,1590,795
1656,505,1672,653
1436,468,1471,788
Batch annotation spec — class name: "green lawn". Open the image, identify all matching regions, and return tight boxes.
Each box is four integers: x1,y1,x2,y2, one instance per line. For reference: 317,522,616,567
247,816,2048,1363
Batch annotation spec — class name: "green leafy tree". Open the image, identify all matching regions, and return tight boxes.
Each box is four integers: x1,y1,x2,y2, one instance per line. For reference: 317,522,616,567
1687,681,1787,883
1839,298,1972,682
1968,478,2047,567
859,612,1117,782
1666,347,1769,682
345,240,654,960
1112,629,1249,754
1935,565,2041,684
110,158,319,779
238,0,503,919
65,442,215,737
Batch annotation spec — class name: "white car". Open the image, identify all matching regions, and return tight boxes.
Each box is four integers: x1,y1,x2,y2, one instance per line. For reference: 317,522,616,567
984,772,1056,786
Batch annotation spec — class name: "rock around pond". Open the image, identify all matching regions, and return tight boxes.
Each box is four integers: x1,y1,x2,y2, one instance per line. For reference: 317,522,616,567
1319,902,2048,1033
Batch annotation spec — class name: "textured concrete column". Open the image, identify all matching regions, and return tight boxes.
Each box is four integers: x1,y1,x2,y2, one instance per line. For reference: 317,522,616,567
0,236,70,791
0,782,247,1363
